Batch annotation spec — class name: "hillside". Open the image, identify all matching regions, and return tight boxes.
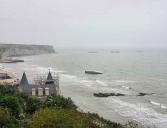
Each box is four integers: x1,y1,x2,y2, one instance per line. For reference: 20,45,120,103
0,44,55,59
0,84,129,128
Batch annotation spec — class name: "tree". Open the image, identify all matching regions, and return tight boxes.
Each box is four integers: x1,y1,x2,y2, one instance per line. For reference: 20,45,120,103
43,94,77,109
0,96,21,119
0,84,28,113
0,107,19,128
0,84,9,98
0,107,10,126
25,97,42,114
0,84,25,98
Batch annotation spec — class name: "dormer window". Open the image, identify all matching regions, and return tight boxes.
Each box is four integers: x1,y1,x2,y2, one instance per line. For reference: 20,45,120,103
45,88,50,96
32,88,36,96
38,88,43,96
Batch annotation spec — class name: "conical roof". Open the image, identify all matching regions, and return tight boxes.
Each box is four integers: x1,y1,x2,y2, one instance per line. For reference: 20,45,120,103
47,71,53,80
20,72,29,86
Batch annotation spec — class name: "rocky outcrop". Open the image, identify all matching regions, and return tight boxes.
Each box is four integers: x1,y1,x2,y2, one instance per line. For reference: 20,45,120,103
93,92,155,97
94,93,125,97
0,44,55,58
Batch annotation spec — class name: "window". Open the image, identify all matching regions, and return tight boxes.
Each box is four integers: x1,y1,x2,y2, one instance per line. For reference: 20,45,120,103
32,88,36,96
45,88,50,96
38,88,43,96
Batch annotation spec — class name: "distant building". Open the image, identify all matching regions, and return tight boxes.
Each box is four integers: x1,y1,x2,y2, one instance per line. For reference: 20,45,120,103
0,69,19,86
19,71,59,96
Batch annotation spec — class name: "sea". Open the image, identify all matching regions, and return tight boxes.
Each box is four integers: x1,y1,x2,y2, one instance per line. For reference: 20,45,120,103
1,49,167,128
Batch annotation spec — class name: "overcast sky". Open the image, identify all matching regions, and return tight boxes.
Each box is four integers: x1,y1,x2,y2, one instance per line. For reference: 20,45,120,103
0,0,167,49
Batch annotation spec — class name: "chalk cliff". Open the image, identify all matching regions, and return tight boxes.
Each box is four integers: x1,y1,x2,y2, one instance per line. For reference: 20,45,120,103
0,44,55,59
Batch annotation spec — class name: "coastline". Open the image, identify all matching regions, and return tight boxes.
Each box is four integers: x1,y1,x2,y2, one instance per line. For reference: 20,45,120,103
1,52,167,128
0,59,130,126
0,62,143,128
0,65,142,128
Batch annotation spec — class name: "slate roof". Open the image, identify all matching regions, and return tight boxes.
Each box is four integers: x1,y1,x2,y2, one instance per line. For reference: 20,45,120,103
47,71,53,80
20,72,28,85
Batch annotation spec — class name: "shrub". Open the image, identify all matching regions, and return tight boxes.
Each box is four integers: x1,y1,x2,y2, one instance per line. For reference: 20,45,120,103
25,108,91,128
43,94,77,109
86,113,124,128
0,85,28,112
0,107,10,125
25,108,126,128
0,107,19,128
0,96,21,119
25,97,42,115
0,84,9,98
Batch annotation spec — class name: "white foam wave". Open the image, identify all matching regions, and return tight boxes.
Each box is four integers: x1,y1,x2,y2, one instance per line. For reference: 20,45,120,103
150,101,160,106
110,98,167,128
0,64,3,68
161,105,167,109
121,86,131,90
61,74,94,87
112,80,135,85
30,66,66,74
35,67,48,73
0,64,5,70
96,80,108,86
61,74,77,79
149,101,167,109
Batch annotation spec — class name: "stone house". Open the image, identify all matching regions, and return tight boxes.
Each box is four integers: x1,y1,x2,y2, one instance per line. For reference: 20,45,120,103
19,71,59,96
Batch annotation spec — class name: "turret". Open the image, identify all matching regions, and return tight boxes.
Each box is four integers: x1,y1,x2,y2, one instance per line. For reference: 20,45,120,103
20,72,29,86
45,71,54,84
47,71,53,80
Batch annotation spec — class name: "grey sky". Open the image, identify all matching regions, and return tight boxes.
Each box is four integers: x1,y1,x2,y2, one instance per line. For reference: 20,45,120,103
0,0,167,49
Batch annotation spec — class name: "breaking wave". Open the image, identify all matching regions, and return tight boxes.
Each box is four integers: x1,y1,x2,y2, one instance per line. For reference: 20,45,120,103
96,80,108,86
110,98,167,128
149,101,167,109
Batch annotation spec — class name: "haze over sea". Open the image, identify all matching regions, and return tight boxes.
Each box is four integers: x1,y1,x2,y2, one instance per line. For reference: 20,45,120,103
1,49,167,128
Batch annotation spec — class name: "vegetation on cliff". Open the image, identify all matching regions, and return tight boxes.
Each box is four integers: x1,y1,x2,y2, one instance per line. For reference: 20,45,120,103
0,84,142,128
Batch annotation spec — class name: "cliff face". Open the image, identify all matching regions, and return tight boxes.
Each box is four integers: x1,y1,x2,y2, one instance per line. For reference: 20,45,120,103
0,44,55,58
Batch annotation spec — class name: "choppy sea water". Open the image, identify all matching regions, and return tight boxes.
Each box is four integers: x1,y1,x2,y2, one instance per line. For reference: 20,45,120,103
1,50,167,128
